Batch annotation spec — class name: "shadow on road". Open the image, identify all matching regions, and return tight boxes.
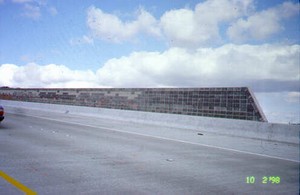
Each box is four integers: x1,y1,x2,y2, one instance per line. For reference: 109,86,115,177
0,122,13,130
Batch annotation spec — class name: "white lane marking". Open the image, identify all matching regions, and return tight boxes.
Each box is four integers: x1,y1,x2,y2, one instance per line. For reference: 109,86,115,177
14,113,300,163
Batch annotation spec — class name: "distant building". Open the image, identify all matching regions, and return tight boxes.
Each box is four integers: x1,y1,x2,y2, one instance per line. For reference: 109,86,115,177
0,87,267,122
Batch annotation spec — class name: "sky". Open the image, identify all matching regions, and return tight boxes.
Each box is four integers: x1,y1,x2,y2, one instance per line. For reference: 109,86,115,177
0,0,299,124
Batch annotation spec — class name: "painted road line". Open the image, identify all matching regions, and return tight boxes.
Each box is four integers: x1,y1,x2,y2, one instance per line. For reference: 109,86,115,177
20,113,300,163
0,170,37,195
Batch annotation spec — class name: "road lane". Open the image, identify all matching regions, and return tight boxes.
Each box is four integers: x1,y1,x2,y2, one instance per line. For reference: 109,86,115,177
5,107,299,162
0,112,299,194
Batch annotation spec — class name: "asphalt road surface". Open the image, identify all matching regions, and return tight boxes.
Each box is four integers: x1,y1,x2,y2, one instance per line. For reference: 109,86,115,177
0,110,299,194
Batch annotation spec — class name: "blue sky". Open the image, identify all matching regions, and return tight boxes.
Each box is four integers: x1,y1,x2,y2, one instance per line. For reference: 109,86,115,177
0,0,184,69
0,0,299,123
1,0,299,69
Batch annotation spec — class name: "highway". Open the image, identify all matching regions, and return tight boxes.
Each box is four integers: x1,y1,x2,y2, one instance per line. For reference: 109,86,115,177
0,110,299,194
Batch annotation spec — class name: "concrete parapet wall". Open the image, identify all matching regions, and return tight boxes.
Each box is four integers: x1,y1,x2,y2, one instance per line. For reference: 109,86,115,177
1,100,298,144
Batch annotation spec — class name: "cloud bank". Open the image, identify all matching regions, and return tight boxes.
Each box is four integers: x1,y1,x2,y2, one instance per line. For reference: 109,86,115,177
0,63,99,88
1,44,299,90
96,44,299,88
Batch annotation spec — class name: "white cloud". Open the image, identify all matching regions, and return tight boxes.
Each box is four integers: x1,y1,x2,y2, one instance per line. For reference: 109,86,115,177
0,64,19,87
85,0,253,46
11,0,33,3
21,3,41,20
0,63,100,88
11,0,47,5
9,0,57,20
279,1,300,18
86,6,160,42
83,1,300,47
227,2,300,42
2,44,298,88
96,44,299,87
48,6,57,16
285,92,300,103
160,0,253,47
70,35,94,45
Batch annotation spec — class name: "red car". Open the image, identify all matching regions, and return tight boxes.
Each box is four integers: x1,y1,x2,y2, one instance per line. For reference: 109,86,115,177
0,106,4,122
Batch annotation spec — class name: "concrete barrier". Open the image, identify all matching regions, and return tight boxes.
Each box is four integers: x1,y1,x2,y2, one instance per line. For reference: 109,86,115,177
1,100,299,144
